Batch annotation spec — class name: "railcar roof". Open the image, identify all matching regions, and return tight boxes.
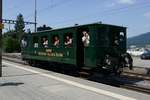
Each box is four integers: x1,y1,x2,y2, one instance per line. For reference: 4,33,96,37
33,22,126,34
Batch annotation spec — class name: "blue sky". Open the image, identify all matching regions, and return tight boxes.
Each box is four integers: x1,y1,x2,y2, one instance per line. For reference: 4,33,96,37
3,0,150,37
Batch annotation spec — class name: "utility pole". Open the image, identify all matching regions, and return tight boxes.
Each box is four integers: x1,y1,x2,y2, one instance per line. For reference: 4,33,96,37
34,0,37,32
0,0,3,77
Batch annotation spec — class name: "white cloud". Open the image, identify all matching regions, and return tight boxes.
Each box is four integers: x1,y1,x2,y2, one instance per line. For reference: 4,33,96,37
106,2,116,7
105,0,136,8
117,0,136,4
144,12,150,18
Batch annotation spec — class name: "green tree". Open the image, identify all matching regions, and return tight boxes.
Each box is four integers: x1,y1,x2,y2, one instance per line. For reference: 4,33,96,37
3,36,20,53
14,13,25,41
3,30,16,38
2,13,26,53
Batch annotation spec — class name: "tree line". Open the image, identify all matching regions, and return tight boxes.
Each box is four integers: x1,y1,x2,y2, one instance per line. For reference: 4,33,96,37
3,14,25,53
3,14,52,53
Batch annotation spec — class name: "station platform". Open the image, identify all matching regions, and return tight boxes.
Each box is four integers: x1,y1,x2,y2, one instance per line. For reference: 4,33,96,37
0,60,150,100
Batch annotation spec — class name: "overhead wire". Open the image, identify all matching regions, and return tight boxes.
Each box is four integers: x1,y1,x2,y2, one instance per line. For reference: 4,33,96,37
50,1,150,27
4,0,150,30
25,0,74,21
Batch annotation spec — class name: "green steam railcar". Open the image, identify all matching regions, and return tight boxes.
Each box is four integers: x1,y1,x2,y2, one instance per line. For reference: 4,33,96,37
21,22,132,74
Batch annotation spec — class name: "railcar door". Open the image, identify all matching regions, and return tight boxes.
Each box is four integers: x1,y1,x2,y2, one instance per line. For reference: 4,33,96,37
76,28,84,68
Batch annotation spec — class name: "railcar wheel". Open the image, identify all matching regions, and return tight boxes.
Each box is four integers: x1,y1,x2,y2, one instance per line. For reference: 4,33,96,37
28,60,33,66
122,53,133,70
27,60,37,67
103,55,120,75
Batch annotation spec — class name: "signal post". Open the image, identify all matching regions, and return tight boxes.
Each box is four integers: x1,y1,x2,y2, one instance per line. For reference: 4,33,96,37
0,0,3,77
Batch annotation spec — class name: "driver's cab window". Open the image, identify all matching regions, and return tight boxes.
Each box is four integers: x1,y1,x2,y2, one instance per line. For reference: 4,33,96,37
113,31,125,46
120,32,125,42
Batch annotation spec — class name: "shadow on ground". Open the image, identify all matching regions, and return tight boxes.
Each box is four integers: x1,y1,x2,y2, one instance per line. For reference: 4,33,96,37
0,82,24,87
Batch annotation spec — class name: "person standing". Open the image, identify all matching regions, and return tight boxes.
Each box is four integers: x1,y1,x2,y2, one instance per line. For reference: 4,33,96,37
82,31,90,47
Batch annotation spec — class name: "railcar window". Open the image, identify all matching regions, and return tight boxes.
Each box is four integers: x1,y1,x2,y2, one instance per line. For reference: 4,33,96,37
33,36,39,48
52,35,60,47
41,36,48,48
21,37,27,48
64,33,73,47
97,28,109,46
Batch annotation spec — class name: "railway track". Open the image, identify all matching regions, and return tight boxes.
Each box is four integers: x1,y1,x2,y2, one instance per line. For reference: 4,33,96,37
2,54,150,94
122,71,150,81
121,84,150,94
